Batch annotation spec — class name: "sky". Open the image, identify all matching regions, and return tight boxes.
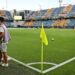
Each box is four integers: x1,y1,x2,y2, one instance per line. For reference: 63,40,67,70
0,0,75,10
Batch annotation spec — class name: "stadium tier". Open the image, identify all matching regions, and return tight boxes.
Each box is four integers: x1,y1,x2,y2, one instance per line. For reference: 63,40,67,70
42,8,54,19
0,10,13,20
23,5,75,28
0,10,13,27
68,19,75,28
59,5,72,18
67,5,75,17
1,5,75,28
51,7,64,18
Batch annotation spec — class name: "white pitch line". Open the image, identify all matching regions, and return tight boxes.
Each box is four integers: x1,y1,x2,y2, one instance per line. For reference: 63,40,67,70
9,56,41,73
8,57,12,60
27,62,57,66
43,57,75,74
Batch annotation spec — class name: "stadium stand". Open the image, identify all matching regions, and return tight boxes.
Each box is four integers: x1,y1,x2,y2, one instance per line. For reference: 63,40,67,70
0,10,5,16
26,11,34,20
33,20,53,28
52,18,70,27
59,5,72,17
68,19,75,28
24,20,34,27
5,11,13,20
0,10,13,20
0,10,13,27
1,4,75,28
38,10,47,19
13,4,74,28
67,5,75,17
51,7,64,18
42,8,53,19
28,11,40,20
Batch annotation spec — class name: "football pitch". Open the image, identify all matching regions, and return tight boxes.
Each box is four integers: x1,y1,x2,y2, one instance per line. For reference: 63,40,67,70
1,28,75,75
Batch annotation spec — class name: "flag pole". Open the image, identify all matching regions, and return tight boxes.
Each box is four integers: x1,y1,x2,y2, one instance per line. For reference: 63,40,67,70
41,40,44,74
40,23,48,74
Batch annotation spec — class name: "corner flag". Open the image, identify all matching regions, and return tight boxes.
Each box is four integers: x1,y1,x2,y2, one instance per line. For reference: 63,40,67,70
40,23,48,73
40,23,48,46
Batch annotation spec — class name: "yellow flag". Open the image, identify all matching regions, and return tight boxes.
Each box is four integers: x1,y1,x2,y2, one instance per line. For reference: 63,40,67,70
40,23,48,46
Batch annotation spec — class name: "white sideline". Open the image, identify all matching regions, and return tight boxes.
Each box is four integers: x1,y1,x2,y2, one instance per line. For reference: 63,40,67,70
8,57,12,60
9,56,41,73
43,57,75,74
27,62,57,66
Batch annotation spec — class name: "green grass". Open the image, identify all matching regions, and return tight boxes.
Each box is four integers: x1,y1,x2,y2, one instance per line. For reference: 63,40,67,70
7,28,75,75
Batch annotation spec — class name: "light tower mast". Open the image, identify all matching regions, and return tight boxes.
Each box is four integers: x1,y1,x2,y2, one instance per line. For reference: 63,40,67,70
59,0,62,7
